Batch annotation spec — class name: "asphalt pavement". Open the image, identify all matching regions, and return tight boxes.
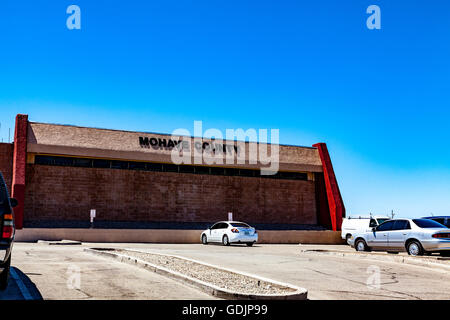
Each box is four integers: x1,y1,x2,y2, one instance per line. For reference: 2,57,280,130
1,242,449,300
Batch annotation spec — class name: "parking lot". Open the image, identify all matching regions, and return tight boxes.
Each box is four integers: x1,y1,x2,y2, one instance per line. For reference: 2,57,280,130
1,242,450,300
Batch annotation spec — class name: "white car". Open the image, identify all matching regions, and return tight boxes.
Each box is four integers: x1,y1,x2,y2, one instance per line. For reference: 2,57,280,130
201,221,258,246
341,216,390,244
349,218,450,256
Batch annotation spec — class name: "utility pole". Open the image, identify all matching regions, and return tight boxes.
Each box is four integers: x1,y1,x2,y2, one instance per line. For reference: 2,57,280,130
391,210,395,219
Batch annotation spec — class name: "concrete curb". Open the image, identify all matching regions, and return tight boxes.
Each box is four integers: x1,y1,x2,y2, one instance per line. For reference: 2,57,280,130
300,248,450,272
85,248,308,300
37,239,82,245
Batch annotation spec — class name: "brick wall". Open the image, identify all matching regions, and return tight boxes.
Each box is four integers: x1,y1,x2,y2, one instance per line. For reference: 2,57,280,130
0,143,13,194
24,164,317,225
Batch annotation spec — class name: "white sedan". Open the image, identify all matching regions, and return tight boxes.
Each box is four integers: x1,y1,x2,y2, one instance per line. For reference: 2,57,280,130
201,221,258,246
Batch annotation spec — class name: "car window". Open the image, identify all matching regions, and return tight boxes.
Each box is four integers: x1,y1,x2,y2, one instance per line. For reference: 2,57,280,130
369,219,377,228
0,173,11,215
376,220,395,231
219,223,229,229
231,223,250,228
392,220,410,230
433,218,445,225
376,218,390,225
445,219,450,228
210,223,220,230
413,219,448,229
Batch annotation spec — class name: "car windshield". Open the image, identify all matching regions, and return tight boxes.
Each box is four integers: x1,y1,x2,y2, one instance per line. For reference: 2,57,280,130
231,223,250,228
376,218,390,224
413,219,448,229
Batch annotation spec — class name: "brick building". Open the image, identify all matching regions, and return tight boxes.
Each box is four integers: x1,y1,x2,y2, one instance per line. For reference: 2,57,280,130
0,114,345,232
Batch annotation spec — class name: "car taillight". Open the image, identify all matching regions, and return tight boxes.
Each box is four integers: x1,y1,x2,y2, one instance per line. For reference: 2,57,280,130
2,214,14,239
231,228,239,233
432,233,450,239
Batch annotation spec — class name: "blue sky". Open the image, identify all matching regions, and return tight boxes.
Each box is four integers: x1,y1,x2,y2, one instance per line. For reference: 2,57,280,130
0,1,449,218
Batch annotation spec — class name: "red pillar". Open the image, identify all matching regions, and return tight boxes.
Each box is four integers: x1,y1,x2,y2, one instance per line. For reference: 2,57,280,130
312,143,345,231
12,114,28,230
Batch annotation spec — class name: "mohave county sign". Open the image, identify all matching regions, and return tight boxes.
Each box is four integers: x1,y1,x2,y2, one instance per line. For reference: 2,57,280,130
139,136,240,155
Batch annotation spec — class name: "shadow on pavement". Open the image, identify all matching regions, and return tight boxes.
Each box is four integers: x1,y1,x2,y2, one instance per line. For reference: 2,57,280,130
0,267,43,300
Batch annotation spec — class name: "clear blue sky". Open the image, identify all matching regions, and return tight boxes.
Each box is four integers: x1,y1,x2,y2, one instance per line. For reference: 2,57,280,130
0,1,449,218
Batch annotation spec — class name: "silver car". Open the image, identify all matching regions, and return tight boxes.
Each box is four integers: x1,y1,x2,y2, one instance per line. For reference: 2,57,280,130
349,218,450,256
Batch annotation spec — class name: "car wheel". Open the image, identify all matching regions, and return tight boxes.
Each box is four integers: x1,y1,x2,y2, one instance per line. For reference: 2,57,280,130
201,234,208,245
246,242,254,247
0,256,11,291
345,234,352,245
355,239,368,252
407,240,424,256
222,235,230,246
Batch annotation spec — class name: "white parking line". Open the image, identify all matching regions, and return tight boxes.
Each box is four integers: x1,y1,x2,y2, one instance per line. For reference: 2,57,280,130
9,268,33,300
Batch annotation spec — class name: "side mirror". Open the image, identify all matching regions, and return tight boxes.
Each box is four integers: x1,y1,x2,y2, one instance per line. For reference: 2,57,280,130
372,227,377,232
9,198,18,208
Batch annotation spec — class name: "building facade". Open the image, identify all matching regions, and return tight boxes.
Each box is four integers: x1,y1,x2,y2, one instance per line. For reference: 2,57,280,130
0,114,345,231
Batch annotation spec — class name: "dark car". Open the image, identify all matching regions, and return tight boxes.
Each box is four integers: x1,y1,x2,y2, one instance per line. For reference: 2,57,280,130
423,216,450,228
0,172,18,290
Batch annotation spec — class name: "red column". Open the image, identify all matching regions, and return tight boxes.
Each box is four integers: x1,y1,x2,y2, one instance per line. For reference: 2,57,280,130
12,114,28,230
312,143,345,231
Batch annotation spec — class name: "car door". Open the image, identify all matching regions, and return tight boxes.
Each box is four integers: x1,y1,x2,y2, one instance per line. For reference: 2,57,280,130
388,220,411,250
367,220,395,249
209,223,220,242
215,223,228,241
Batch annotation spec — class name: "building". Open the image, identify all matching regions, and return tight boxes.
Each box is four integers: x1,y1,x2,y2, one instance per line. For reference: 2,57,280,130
0,114,345,235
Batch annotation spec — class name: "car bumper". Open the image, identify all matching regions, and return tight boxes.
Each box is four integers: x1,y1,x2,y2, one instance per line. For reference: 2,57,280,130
228,233,258,243
0,242,12,265
348,237,356,247
421,239,450,251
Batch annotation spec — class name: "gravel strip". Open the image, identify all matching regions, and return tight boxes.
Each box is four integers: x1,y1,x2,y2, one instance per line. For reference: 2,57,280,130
115,249,296,295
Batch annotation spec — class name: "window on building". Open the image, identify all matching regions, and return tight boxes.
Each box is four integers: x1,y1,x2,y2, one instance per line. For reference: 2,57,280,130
164,164,178,172
195,166,210,175
73,158,92,168
33,155,308,181
93,159,110,168
179,165,195,173
111,160,129,170
147,163,163,172
53,157,74,166
210,167,225,176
